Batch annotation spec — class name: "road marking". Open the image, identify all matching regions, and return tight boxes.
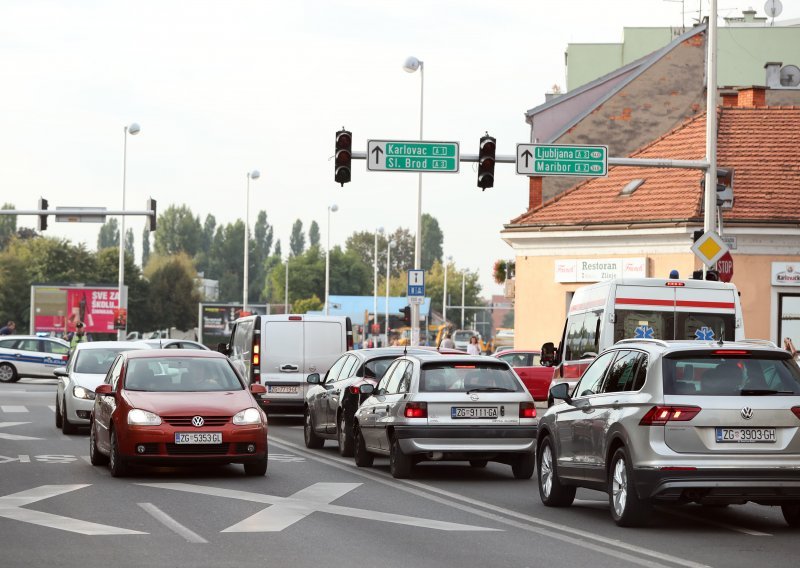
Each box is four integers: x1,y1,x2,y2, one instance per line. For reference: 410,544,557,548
655,506,772,537
0,485,146,535
269,452,305,463
270,437,711,568
138,482,498,533
0,422,42,441
48,405,56,412
138,503,208,543
1,406,28,413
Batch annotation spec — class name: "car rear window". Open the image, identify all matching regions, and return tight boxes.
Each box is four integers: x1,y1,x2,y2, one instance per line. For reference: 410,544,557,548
419,362,523,393
662,351,800,396
74,348,136,374
364,356,396,379
125,357,244,392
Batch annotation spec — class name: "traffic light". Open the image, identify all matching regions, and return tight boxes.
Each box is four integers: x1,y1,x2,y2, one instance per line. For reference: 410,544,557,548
700,167,734,209
37,197,48,231
335,129,352,186
147,198,157,232
477,134,496,190
399,305,411,323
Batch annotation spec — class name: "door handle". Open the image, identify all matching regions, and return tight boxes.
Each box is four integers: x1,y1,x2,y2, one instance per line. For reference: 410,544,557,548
385,406,390,412
279,364,299,372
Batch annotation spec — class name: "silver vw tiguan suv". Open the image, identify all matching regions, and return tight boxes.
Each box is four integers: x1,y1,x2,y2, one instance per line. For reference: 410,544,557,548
536,338,800,527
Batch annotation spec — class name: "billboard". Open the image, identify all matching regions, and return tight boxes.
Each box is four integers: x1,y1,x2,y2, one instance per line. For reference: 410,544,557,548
31,285,125,335
198,303,268,344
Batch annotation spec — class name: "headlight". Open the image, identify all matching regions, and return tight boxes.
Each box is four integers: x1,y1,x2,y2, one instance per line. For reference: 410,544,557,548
233,407,262,425
127,409,162,426
72,385,96,400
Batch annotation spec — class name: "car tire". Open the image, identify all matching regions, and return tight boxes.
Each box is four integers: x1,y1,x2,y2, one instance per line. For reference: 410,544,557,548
89,422,109,466
537,437,576,507
781,504,800,527
609,447,651,527
108,429,128,478
389,437,413,479
469,460,488,468
244,451,268,477
0,363,18,383
337,412,354,457
55,394,63,428
512,451,536,479
303,408,324,449
60,396,78,435
353,425,374,468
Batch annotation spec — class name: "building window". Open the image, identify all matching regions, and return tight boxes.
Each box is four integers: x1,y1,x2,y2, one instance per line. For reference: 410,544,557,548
778,294,800,347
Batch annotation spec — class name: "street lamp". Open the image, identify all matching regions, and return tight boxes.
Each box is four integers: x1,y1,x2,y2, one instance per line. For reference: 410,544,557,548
373,227,384,343
243,170,260,313
324,203,338,315
461,269,467,329
384,240,396,341
442,255,452,325
403,55,424,346
117,122,140,341
284,257,289,314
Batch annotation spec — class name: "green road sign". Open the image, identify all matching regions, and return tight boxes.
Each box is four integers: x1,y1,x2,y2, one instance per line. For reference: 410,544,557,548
367,140,460,173
516,143,608,177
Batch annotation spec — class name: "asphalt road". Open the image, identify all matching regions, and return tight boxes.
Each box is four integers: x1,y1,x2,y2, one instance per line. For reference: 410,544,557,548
0,380,796,568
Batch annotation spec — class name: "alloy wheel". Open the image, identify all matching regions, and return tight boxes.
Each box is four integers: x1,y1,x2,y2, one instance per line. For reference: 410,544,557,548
540,444,554,498
612,457,628,517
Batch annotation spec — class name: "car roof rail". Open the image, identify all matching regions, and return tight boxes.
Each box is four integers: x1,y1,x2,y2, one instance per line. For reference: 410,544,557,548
737,339,779,349
614,338,669,348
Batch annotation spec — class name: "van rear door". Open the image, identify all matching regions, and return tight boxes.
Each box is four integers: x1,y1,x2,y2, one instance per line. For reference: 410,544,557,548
674,285,737,342
304,320,345,376
261,319,304,399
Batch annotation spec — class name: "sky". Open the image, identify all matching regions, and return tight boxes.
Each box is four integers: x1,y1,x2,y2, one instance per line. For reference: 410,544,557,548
3,0,799,297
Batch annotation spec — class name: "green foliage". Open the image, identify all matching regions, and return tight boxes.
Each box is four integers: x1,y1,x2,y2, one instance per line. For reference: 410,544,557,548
209,221,244,302
268,246,324,304
143,253,200,330
289,219,305,257
0,203,17,251
154,205,202,256
421,259,482,325
293,295,323,314
7,236,96,284
0,251,31,330
421,213,443,271
308,220,320,248
501,310,515,329
329,246,372,295
345,227,415,280
97,218,119,250
141,223,151,267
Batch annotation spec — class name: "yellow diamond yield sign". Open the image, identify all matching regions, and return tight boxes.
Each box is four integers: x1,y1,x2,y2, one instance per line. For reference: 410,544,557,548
691,230,729,267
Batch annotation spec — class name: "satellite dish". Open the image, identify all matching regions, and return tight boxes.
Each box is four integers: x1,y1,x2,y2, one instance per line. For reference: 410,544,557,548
780,65,800,87
765,0,783,19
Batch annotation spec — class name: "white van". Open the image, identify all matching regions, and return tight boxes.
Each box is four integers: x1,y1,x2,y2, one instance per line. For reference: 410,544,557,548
223,314,352,413
541,277,744,389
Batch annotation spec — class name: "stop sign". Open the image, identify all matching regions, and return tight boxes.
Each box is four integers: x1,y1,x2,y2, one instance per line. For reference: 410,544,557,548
717,252,734,283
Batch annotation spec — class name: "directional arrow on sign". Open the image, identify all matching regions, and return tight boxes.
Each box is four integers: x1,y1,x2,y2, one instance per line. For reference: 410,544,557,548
371,145,383,165
520,149,532,169
0,422,42,441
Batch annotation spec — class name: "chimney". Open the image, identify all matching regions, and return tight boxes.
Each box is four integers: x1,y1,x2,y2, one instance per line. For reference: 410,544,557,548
720,90,738,107
528,176,543,211
737,85,767,108
765,62,782,88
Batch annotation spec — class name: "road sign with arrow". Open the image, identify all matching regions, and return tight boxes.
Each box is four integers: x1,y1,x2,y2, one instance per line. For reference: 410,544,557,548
366,140,459,173
516,143,607,177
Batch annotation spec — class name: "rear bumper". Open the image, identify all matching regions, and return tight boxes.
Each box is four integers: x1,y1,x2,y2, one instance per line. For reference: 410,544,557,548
634,468,800,504
256,398,304,413
394,425,537,454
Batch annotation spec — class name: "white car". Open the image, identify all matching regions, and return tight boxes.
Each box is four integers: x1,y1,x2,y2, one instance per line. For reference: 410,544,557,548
54,341,148,434
0,335,70,383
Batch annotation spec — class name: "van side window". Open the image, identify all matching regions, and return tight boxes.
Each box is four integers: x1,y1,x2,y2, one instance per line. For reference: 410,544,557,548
231,320,254,359
564,314,585,361
580,310,601,357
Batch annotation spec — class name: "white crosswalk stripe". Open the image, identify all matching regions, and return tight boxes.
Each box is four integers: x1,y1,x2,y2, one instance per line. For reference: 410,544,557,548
1,406,28,413
269,453,306,463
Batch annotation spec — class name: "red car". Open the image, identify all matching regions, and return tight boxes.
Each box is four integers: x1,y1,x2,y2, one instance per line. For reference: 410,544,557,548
89,350,269,477
494,350,555,401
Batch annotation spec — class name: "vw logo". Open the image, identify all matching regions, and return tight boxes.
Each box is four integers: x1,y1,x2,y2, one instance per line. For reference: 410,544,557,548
469,394,479,401
191,416,205,428
741,407,753,420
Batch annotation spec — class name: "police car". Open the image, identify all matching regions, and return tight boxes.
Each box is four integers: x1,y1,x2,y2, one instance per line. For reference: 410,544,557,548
0,335,70,382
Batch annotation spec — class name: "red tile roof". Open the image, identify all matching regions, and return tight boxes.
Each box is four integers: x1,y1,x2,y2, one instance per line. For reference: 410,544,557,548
509,107,800,227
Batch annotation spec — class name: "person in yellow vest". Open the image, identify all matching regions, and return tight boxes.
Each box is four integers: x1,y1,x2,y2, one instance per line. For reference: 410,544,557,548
70,322,89,350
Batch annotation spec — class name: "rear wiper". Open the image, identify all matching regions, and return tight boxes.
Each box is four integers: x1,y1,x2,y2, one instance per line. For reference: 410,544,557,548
466,387,514,394
740,389,795,396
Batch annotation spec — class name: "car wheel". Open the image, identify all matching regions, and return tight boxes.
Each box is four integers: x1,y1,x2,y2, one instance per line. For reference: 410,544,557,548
537,437,576,507
353,425,374,468
108,429,128,478
337,412,354,457
60,396,78,435
55,394,63,428
389,437,413,479
89,422,109,466
781,504,800,527
303,408,324,449
609,447,651,527
0,363,18,383
469,460,488,468
512,451,536,479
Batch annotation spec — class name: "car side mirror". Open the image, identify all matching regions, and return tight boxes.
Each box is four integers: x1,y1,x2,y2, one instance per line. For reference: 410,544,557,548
359,384,374,395
549,382,572,404
53,367,68,378
307,373,321,384
250,384,267,395
94,384,114,396
540,342,558,367
217,343,230,355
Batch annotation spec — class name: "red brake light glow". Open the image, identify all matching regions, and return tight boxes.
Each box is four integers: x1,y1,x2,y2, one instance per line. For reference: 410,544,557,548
349,385,361,395
519,402,536,419
404,401,427,418
640,405,701,426
454,365,476,369
665,282,685,287
791,407,800,420
288,316,302,321
712,350,749,356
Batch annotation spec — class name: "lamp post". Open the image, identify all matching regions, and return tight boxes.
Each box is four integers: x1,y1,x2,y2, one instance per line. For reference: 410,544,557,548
117,122,140,341
403,55,424,346
384,240,396,341
243,170,260,313
461,269,466,329
284,257,289,314
324,203,338,315
442,255,452,326
373,227,384,343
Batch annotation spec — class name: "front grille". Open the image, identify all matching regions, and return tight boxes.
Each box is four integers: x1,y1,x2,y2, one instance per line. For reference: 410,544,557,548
165,443,231,455
163,416,230,427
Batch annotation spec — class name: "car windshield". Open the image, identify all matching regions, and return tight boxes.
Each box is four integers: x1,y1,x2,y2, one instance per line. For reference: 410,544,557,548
419,363,523,393
662,351,800,396
74,348,135,374
125,357,244,392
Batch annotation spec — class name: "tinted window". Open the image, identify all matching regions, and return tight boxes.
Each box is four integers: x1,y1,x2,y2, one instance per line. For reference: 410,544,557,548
564,314,584,361
0,338,15,349
338,356,359,381
325,355,350,383
75,348,135,374
125,357,244,392
108,357,123,389
601,351,640,393
573,351,616,397
378,361,400,392
629,353,649,391
500,353,533,367
364,356,396,379
614,310,674,342
419,363,523,393
397,363,414,393
231,319,253,358
675,313,735,342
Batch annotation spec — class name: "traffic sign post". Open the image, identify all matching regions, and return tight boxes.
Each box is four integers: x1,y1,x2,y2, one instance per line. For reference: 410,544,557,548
516,143,608,177
691,230,730,268
717,251,734,283
408,269,425,298
367,140,459,173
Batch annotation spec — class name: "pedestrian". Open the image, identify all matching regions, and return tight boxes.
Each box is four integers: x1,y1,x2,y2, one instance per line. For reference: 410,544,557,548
0,321,16,335
69,322,89,350
440,332,455,350
467,335,481,356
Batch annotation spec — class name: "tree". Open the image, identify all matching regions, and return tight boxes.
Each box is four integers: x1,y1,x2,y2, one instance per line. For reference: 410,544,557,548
7,236,96,285
208,221,244,302
329,246,372,296
421,259,482,326
289,219,305,257
345,227,414,280
95,247,150,332
308,220,320,248
266,246,324,305
293,295,323,314
153,205,203,256
97,218,119,250
141,223,151,267
125,228,134,258
143,253,200,330
273,239,282,259
251,211,274,302
0,250,31,330
421,213,443,271
0,203,18,250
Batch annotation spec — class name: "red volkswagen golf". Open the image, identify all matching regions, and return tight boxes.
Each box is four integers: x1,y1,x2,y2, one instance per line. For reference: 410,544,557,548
89,350,268,477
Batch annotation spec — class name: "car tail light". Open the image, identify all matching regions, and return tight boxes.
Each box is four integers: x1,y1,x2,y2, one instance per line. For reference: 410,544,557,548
519,402,536,419
404,401,427,418
288,316,302,321
665,281,685,287
712,350,749,356
250,334,261,384
640,405,701,426
791,407,800,420
61,355,68,361
349,385,361,395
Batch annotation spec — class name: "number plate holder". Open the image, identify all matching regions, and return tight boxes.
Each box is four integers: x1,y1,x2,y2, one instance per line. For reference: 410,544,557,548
714,427,776,443
451,406,499,419
174,432,223,444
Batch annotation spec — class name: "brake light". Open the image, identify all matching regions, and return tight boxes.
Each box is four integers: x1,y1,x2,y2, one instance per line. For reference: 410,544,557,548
61,355,68,361
519,402,536,419
288,316,302,321
712,350,749,356
250,337,261,383
404,401,427,418
791,407,800,420
665,282,685,287
349,385,360,395
640,405,701,425
454,365,476,369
